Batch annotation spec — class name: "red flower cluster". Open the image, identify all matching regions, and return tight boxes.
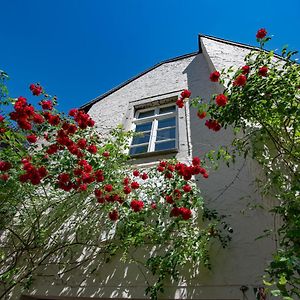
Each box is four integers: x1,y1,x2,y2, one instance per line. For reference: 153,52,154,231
0,173,9,181
210,71,220,82
170,206,192,220
40,100,53,110
256,28,267,39
0,161,12,171
205,119,221,132
26,134,37,143
258,66,268,77
69,109,95,129
233,74,247,87
9,96,45,130
19,160,47,185
241,65,250,74
215,94,228,106
157,157,207,182
109,210,119,221
130,199,144,212
197,111,206,119
131,181,140,189
176,89,191,108
0,161,11,181
29,84,43,96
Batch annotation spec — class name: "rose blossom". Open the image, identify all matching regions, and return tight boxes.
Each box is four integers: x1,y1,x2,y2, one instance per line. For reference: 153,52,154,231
258,66,268,77
215,94,228,106
209,71,220,82
256,28,267,39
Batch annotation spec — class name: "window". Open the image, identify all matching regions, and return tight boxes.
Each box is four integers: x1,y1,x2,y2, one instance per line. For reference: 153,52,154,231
129,104,177,156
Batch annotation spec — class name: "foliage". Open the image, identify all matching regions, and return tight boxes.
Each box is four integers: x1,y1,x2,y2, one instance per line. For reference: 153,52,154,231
191,31,300,299
0,75,231,299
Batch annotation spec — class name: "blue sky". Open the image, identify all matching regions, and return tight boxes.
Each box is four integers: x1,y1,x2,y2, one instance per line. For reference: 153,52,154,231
1,0,299,112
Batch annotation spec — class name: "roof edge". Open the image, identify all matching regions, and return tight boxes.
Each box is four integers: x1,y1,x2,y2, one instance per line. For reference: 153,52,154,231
198,33,289,61
80,51,198,111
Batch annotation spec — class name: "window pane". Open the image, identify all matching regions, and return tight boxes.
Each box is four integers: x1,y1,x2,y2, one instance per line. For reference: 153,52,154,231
155,140,176,151
157,117,176,129
129,144,148,155
135,122,152,132
132,132,150,145
156,128,176,141
159,106,176,114
138,110,155,119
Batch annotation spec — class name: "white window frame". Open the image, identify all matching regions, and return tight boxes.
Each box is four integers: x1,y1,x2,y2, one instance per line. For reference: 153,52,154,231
129,103,178,156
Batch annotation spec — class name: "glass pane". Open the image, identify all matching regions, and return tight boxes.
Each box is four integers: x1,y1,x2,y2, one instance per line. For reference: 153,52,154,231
132,132,150,145
159,106,176,114
129,144,148,155
138,110,155,119
156,128,176,141
135,122,152,132
155,140,176,151
157,117,176,129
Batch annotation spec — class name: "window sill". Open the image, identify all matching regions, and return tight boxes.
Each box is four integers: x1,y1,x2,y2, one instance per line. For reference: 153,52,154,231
129,148,178,160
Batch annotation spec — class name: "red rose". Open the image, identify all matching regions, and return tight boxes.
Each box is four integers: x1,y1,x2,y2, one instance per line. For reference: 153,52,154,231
0,115,4,123
0,161,12,171
197,111,206,119
203,173,209,179
192,156,201,166
205,119,221,132
130,199,144,212
170,206,181,217
176,98,184,108
0,173,9,181
256,28,267,39
94,189,102,198
141,173,148,180
38,166,47,178
241,65,250,74
157,165,165,172
102,151,110,158
179,207,192,220
209,71,220,82
58,173,70,183
215,94,228,106
131,181,139,189
159,161,167,167
133,170,140,177
181,89,191,99
29,84,43,96
233,74,247,87
26,134,37,143
69,109,78,117
104,184,113,192
77,138,87,149
109,210,119,221
40,100,53,110
258,66,268,77
183,184,192,193
123,185,131,194
79,184,87,191
123,177,130,185
87,144,97,154
165,195,174,204
33,114,44,124
151,203,157,209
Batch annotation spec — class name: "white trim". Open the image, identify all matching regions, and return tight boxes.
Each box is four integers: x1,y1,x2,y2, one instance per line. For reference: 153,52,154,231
130,103,178,156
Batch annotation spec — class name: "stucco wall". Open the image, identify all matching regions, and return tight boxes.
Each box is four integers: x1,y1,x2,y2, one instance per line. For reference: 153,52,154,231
18,37,276,300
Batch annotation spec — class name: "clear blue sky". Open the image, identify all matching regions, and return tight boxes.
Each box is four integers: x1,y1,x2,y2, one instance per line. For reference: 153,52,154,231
1,0,299,112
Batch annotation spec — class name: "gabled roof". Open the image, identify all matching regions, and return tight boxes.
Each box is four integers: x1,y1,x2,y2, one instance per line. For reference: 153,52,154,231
81,34,288,112
80,51,198,112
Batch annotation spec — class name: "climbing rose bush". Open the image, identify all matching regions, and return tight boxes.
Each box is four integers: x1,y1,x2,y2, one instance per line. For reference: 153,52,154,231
0,74,231,300
178,28,300,299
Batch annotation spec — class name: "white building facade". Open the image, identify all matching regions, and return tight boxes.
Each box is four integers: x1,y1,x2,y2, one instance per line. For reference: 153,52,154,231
20,35,276,300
